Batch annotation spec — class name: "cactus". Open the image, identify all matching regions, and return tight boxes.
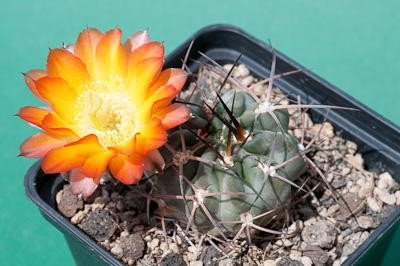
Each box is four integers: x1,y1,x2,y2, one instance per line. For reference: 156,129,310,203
146,50,338,243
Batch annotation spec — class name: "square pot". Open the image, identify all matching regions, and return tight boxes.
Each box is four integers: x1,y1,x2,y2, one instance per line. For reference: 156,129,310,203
24,24,400,266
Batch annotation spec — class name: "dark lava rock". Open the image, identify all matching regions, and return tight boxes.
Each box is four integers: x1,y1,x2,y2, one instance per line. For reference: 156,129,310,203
119,234,145,260
160,253,185,266
122,190,147,211
336,193,364,220
79,208,116,241
303,245,329,266
277,256,304,266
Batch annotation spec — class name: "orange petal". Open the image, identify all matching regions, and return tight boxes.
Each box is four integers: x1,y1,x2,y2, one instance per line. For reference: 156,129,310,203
74,27,104,80
34,76,78,122
127,42,164,67
42,134,114,175
109,133,138,155
127,57,164,107
23,70,50,105
69,166,101,198
46,49,91,94
82,148,117,178
153,103,191,130
136,84,178,125
109,153,143,184
148,68,187,96
19,131,78,158
135,118,167,155
95,27,127,83
143,149,165,173
123,29,150,54
17,106,53,127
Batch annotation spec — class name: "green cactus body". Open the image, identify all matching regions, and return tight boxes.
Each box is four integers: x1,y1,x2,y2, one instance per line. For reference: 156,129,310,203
154,87,307,237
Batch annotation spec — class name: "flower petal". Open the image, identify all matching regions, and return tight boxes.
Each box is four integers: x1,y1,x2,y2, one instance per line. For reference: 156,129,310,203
74,27,104,80
109,153,143,184
46,49,91,95
23,70,50,105
127,57,164,107
42,134,116,176
143,149,165,173
19,131,77,158
34,76,78,122
123,29,150,54
148,68,187,96
153,103,191,130
69,166,101,198
109,133,138,155
95,27,127,83
135,118,167,155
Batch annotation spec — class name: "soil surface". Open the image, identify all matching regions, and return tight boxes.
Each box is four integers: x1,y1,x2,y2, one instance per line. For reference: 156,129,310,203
57,64,400,266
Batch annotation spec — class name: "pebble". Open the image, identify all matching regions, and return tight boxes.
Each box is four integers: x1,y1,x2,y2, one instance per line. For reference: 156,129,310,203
150,238,160,249
357,177,374,199
288,220,304,234
71,211,85,224
303,245,329,265
346,140,357,155
374,187,396,205
190,261,203,266
111,244,123,257
357,215,374,229
219,259,235,266
345,153,364,169
367,197,383,212
56,186,83,218
396,191,400,205
241,76,254,87
237,64,250,77
327,204,340,217
378,172,395,189
302,221,337,248
263,260,276,266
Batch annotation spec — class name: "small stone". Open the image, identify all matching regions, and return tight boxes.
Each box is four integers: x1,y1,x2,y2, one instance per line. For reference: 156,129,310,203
303,245,329,266
375,187,396,205
302,221,337,248
218,259,235,266
119,234,145,261
190,261,203,266
367,197,383,212
345,153,364,169
357,215,374,229
318,207,328,218
56,186,83,218
336,193,364,219
237,64,250,77
187,252,197,262
120,230,130,237
396,191,400,205
241,76,254,87
150,238,160,249
342,167,351,176
78,208,116,242
160,253,186,266
111,244,123,257
358,177,374,199
133,224,145,232
346,140,357,154
299,257,313,266
71,210,85,224
342,243,356,257
288,220,304,234
327,204,340,217
378,172,395,189
276,256,303,266
263,260,276,266
360,231,370,243
170,243,180,254
160,242,169,251
116,200,124,211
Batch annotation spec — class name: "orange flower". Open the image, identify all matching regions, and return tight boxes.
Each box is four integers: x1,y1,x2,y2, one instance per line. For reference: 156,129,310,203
18,27,190,198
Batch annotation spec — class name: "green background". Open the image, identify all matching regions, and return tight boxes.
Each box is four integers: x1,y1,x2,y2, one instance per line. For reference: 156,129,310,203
1,0,399,265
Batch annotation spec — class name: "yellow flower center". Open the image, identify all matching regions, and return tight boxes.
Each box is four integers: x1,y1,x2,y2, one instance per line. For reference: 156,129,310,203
74,76,136,148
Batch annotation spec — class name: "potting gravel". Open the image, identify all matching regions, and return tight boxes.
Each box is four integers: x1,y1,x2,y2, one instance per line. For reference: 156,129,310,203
57,64,400,266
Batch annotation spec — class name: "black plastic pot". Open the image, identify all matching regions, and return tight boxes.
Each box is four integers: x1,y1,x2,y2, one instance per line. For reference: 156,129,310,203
25,24,400,266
